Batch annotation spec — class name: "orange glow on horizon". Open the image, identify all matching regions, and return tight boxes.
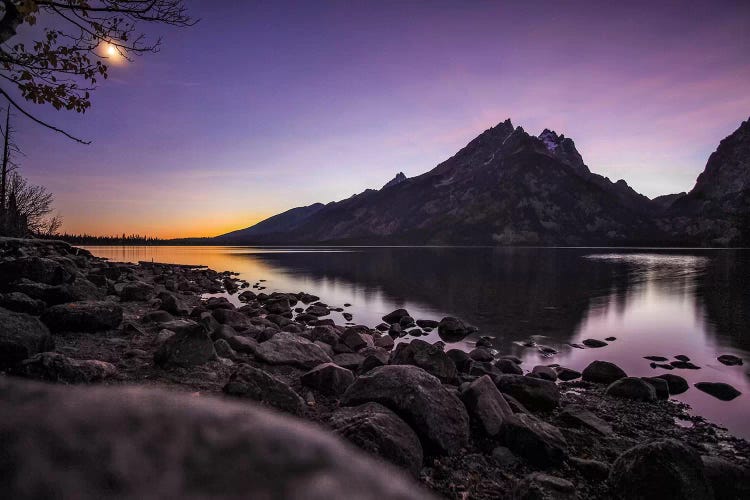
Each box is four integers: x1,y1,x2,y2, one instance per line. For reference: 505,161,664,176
59,213,275,240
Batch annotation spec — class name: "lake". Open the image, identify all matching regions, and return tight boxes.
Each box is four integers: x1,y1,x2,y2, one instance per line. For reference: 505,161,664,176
84,245,750,439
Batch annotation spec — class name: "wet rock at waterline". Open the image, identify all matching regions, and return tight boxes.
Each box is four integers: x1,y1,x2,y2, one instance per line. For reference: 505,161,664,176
694,382,742,401
717,354,743,366
605,377,657,402
581,360,627,384
655,374,689,395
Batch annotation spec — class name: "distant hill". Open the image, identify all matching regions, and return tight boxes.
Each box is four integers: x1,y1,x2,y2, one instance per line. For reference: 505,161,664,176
215,117,750,246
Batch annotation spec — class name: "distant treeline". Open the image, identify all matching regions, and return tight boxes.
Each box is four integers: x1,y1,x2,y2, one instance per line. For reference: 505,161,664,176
56,233,168,245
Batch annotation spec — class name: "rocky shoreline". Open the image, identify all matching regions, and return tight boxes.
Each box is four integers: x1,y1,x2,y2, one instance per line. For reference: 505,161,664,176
1,237,748,499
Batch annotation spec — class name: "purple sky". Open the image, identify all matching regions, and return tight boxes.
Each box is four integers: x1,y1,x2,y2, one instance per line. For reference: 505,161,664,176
15,0,750,237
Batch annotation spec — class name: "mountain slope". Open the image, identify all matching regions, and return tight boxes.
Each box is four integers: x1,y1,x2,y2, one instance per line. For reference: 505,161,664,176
215,203,324,244
219,120,663,245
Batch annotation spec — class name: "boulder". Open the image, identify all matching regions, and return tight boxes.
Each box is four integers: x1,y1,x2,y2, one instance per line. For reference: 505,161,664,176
212,308,253,330
154,325,216,368
501,414,568,467
0,291,45,315
555,367,581,381
416,319,439,329
41,301,123,333
717,354,743,366
701,455,750,500
0,308,54,370
333,353,365,370
390,339,457,382
159,293,189,316
641,377,670,400
19,352,116,383
213,339,237,360
359,347,390,372
605,377,657,402
342,365,470,455
0,257,74,287
496,358,523,375
493,374,560,412
224,364,306,415
0,378,431,499
446,349,472,372
374,335,394,350
557,404,613,435
227,335,259,354
654,374,689,395
382,308,410,324
329,402,423,477
469,347,494,362
694,382,741,401
204,296,235,310
301,363,355,395
311,325,340,345
254,332,332,369
341,327,374,351
581,360,627,384
512,472,575,500
120,281,154,302
609,439,712,500
437,316,470,342
141,310,174,324
265,298,291,315
569,457,611,481
158,318,202,336
461,375,513,437
531,365,557,381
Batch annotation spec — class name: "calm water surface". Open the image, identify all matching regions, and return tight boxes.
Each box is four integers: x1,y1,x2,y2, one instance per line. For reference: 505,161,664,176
84,246,750,439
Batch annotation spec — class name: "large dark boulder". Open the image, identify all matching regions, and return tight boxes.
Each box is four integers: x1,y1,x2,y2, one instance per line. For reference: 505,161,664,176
493,374,560,412
382,308,410,324
581,360,627,384
342,365,470,455
254,332,332,369
654,373,689,395
0,292,45,315
461,375,513,437
0,378,433,499
0,257,74,288
19,352,116,383
41,301,123,333
609,439,712,500
329,402,423,477
224,364,305,415
0,307,54,370
641,377,670,400
390,339,457,382
701,455,750,500
496,358,523,375
501,413,568,468
605,377,657,402
120,281,154,302
301,363,355,395
154,324,216,368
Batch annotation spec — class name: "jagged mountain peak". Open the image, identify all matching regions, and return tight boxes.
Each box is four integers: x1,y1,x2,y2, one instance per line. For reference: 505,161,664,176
382,172,407,189
690,116,750,200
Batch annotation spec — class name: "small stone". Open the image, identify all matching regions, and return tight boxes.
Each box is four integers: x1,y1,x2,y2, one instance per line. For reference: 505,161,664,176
717,354,743,366
644,355,669,361
670,360,701,370
582,339,608,348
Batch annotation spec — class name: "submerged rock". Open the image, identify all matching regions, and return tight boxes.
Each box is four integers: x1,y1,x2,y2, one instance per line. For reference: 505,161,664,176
437,316,471,342
694,382,741,401
609,439,712,500
0,378,431,499
329,402,423,477
717,354,743,366
582,339,607,348
342,365,470,455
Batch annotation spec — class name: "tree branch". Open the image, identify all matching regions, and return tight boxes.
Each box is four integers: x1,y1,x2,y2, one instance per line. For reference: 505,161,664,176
0,87,90,144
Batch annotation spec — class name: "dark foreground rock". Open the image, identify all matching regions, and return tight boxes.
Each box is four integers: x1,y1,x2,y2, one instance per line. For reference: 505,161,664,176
329,402,424,477
301,362,355,395
701,455,750,499
0,378,433,500
154,325,216,368
461,375,514,437
512,472,575,499
20,352,116,383
655,373,689,395
0,307,54,370
41,300,123,332
609,439,713,500
582,360,627,384
254,332,332,369
342,365,470,455
605,377,657,402
223,364,305,415
493,374,560,412
501,413,568,467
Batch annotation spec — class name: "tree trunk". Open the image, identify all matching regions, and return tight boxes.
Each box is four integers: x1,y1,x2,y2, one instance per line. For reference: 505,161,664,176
0,106,9,234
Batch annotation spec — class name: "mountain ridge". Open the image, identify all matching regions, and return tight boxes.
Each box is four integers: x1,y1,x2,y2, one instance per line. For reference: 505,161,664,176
216,117,750,246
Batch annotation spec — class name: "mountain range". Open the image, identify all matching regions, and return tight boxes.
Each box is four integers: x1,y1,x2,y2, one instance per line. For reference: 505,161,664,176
213,117,750,246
